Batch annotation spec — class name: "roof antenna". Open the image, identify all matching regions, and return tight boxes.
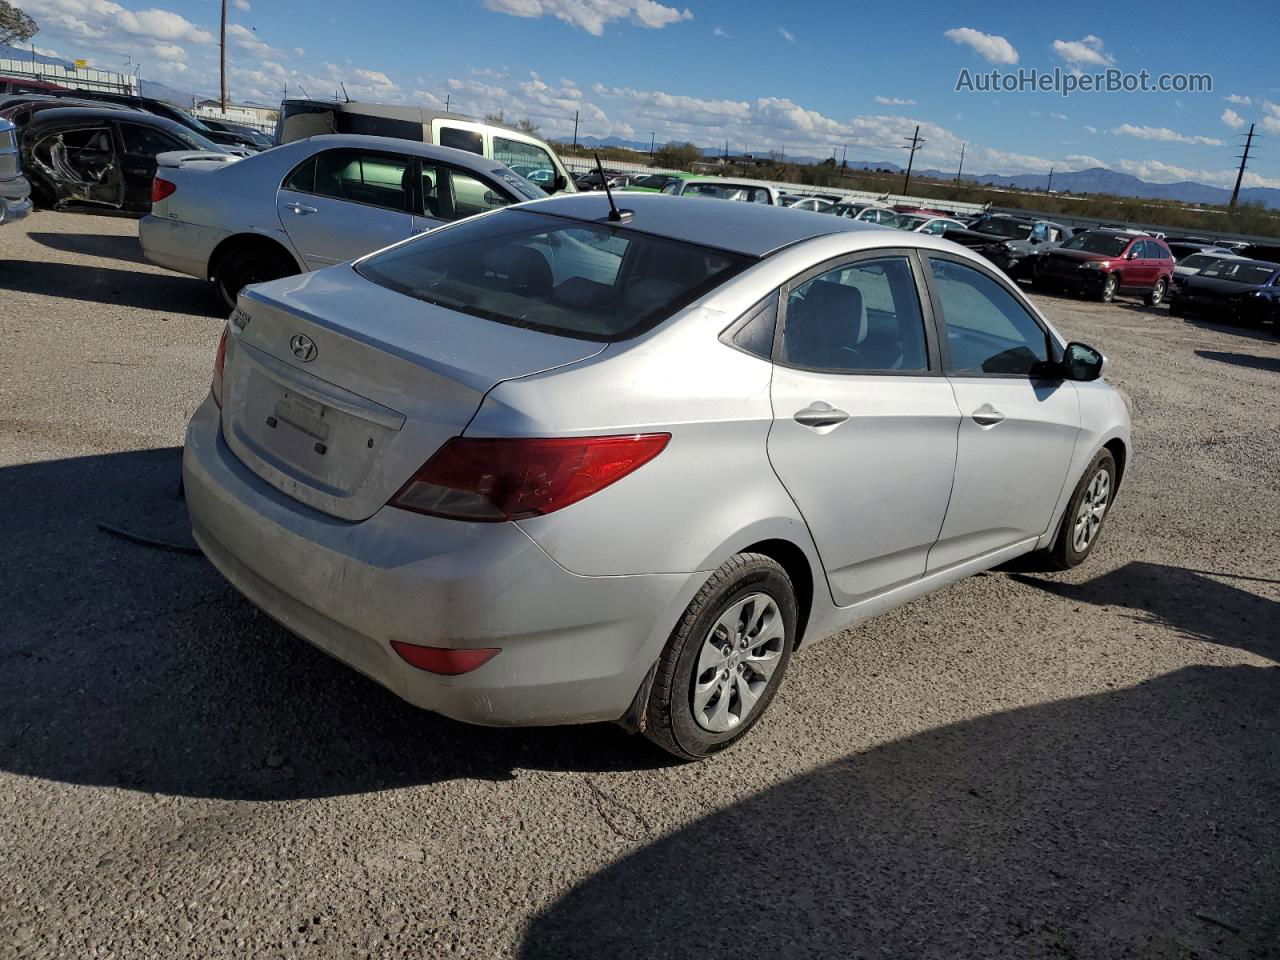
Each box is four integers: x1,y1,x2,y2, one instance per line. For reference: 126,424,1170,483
339,82,350,103
595,152,632,223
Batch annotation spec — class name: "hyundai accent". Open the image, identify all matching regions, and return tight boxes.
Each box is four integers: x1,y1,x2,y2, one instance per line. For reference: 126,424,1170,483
183,192,1130,759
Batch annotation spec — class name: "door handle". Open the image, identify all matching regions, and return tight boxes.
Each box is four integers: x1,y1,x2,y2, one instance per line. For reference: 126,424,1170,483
971,404,1006,427
284,202,317,215
793,402,850,429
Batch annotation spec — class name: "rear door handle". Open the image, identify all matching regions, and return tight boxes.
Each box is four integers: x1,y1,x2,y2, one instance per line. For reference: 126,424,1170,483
794,402,850,429
284,202,317,215
971,404,1006,427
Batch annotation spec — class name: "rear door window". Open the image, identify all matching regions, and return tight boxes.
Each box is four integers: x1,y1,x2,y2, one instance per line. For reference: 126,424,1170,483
356,209,751,342
309,149,414,213
118,122,184,155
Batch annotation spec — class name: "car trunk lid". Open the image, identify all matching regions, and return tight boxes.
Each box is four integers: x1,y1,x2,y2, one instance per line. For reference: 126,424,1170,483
220,266,606,521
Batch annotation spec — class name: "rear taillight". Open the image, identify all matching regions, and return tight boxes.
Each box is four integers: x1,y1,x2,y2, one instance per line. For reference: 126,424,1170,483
390,642,500,675
390,434,670,521
151,177,176,203
211,327,228,407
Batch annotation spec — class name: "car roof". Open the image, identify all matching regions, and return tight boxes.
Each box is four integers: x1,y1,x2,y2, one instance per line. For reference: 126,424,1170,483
683,176,778,189
25,106,179,126
520,191,880,256
295,133,529,177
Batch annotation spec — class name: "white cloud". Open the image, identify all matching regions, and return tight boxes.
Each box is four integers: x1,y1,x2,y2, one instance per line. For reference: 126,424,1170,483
712,25,727,37
875,96,916,106
481,0,691,36
1224,93,1251,105
1111,123,1223,146
1064,154,1105,168
777,27,795,43
33,44,62,57
943,27,1018,65
231,0,249,9
1085,125,1098,133
292,46,305,56
1050,111,1067,120
1221,108,1245,130
1051,35,1114,67
1112,158,1280,190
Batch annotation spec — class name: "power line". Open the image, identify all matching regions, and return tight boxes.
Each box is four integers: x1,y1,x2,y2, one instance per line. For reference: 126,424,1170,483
1230,123,1255,208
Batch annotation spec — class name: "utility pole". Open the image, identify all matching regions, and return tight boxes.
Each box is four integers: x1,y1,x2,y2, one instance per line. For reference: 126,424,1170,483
841,144,847,173
901,124,925,194
1230,123,1255,208
649,132,655,160
955,141,966,183
571,110,579,151
219,0,227,110
445,93,451,112
1046,166,1054,193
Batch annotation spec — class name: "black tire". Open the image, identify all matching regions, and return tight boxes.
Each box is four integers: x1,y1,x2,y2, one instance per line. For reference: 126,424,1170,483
1099,273,1119,303
1047,449,1117,570
643,553,797,760
1145,278,1167,306
213,243,298,312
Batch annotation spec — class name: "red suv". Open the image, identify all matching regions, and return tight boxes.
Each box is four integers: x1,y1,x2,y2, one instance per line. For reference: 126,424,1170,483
1033,230,1175,305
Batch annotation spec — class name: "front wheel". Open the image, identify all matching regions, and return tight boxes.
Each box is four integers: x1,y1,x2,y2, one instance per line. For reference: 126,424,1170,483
643,554,797,760
1099,273,1119,303
1049,449,1117,569
1145,278,1167,306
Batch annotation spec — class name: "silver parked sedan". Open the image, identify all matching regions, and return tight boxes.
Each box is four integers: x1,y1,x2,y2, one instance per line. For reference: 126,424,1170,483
183,192,1130,759
140,134,547,309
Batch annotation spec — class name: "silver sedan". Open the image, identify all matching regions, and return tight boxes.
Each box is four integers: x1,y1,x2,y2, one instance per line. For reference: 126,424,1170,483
140,134,547,309
182,192,1131,759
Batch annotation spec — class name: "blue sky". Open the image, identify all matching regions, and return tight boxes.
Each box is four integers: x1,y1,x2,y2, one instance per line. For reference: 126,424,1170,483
17,0,1280,187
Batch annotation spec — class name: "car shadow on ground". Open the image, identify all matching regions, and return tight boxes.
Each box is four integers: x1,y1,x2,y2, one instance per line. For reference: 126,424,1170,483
1195,349,1280,374
26,231,149,265
0,448,677,803
1179,315,1280,345
0,259,223,317
521,564,1280,959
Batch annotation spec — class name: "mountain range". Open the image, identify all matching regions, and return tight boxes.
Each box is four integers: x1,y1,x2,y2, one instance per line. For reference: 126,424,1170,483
4,51,1276,211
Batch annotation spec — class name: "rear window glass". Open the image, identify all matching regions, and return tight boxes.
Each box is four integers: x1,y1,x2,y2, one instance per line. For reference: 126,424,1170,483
1200,261,1278,285
356,209,752,342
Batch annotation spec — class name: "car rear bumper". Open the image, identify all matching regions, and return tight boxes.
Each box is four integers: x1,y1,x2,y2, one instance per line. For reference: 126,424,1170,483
182,396,700,726
139,215,225,279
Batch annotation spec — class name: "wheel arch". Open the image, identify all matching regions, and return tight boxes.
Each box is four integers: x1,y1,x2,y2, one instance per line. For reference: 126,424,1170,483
739,538,815,646
1103,436,1127,492
206,231,303,281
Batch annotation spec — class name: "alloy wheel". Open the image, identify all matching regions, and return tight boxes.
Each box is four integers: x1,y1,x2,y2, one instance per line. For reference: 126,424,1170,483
691,593,785,733
1072,467,1111,554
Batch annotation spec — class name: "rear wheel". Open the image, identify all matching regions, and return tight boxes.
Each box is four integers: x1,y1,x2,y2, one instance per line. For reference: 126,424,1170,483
1048,449,1116,569
643,554,796,760
1145,278,1167,306
1099,273,1119,303
213,242,298,312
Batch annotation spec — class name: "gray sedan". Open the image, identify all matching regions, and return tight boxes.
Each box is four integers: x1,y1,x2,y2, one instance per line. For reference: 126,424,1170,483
140,134,547,309
182,193,1130,759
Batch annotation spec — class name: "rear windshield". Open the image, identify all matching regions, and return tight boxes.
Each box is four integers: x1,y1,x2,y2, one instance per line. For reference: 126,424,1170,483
1177,253,1220,270
355,209,753,342
974,218,1032,239
1063,232,1130,256
1199,261,1277,285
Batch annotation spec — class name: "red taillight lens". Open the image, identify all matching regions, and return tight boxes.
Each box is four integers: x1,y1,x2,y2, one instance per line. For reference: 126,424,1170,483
151,177,176,203
391,434,670,521
390,641,500,675
211,327,228,407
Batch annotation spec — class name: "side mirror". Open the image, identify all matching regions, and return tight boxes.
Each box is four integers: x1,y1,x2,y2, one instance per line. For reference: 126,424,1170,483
1061,341,1104,381
552,174,568,193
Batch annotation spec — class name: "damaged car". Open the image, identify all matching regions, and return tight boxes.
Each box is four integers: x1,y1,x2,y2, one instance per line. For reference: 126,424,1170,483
20,107,229,214
945,214,1073,279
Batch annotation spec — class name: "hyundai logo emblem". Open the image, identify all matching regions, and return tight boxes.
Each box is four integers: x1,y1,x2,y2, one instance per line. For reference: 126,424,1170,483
289,334,317,362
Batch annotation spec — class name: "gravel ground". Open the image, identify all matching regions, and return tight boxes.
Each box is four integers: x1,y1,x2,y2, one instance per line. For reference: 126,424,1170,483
2,211,1278,960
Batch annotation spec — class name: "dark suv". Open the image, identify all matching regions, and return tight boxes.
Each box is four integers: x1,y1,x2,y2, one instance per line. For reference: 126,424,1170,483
1034,230,1175,304
942,214,1072,279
